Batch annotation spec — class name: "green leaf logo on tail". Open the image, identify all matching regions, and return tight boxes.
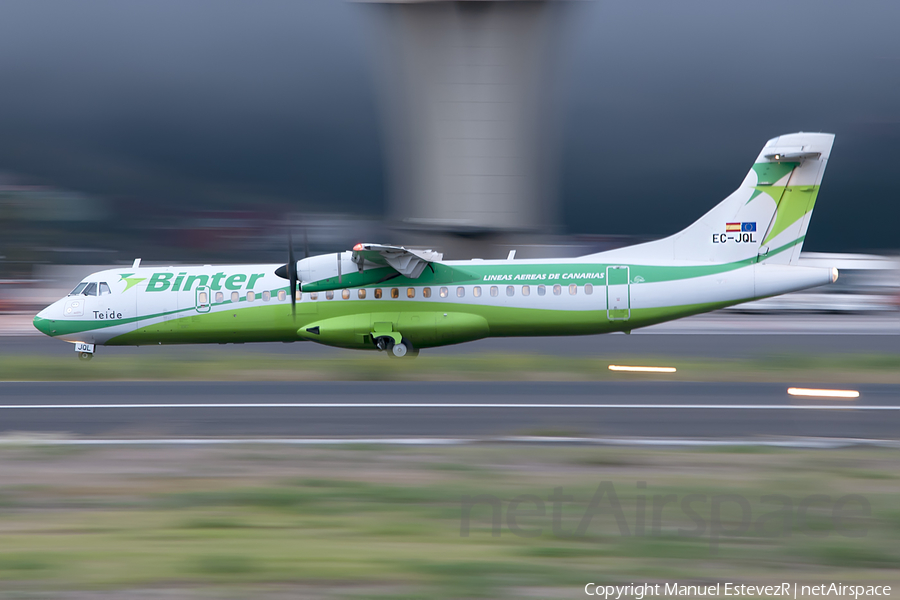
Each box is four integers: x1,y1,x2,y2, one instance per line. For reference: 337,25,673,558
119,273,146,292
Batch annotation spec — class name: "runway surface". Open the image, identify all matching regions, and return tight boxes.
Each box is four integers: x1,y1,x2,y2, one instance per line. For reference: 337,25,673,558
3,330,899,360
1,381,897,441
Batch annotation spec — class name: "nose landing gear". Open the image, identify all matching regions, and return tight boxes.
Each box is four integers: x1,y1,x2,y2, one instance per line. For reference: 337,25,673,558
74,342,95,361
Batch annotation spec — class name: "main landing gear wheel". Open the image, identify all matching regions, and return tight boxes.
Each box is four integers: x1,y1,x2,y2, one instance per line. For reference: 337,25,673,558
78,352,93,361
374,336,417,358
390,340,409,358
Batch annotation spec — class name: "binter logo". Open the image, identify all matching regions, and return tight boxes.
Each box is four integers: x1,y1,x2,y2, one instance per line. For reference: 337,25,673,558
119,273,146,292
145,272,266,292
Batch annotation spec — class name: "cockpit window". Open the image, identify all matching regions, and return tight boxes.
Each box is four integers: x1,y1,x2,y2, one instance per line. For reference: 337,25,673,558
68,282,88,296
99,282,111,295
83,282,98,296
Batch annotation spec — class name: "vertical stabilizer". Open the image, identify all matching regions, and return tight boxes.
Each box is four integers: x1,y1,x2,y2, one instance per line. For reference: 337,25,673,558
663,132,834,265
752,133,834,264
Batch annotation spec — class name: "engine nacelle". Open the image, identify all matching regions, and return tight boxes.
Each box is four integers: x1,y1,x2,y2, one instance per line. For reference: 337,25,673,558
297,252,395,292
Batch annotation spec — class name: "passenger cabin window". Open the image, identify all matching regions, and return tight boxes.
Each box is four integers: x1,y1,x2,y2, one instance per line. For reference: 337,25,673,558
457,287,465,298
296,290,302,301
374,288,382,299
99,282,111,295
585,283,593,295
473,286,482,298
263,290,271,302
423,287,431,298
537,285,546,296
247,291,256,302
569,284,578,296
198,291,208,305
216,291,225,303
325,290,334,300
278,290,287,301
391,288,399,299
83,282,98,296
407,288,415,298
506,285,515,297
231,292,239,303
490,286,499,297
310,292,318,300
522,285,530,296
440,287,448,298
358,289,366,299
69,282,88,296
553,284,562,295
342,289,350,300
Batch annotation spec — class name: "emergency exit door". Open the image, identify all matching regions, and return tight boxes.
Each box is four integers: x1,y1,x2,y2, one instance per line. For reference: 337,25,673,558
195,286,211,313
606,266,630,321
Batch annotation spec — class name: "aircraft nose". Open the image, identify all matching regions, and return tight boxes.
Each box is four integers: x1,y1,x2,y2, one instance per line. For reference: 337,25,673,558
33,307,55,336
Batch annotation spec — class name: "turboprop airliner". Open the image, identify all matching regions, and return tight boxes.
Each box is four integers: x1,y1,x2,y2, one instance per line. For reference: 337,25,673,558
34,132,840,360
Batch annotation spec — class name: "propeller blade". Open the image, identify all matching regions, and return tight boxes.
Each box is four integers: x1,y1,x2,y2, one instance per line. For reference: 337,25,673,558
288,233,297,320
274,235,298,320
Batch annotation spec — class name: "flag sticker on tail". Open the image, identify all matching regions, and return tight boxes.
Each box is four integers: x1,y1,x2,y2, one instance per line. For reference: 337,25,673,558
714,221,758,244
726,222,756,232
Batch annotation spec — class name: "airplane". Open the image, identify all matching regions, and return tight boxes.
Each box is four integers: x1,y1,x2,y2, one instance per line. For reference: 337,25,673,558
34,132,839,361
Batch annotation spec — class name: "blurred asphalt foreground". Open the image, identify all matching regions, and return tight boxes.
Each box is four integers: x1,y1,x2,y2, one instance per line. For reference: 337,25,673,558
0,443,896,598
1,315,898,382
2,311,898,598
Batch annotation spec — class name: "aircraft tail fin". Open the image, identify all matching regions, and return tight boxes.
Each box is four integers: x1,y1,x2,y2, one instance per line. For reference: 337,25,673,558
668,132,835,265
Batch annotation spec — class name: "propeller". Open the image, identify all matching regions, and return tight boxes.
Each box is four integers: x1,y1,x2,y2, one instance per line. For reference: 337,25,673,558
274,233,299,320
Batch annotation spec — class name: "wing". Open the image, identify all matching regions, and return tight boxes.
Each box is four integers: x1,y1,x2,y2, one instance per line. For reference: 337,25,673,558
351,243,443,279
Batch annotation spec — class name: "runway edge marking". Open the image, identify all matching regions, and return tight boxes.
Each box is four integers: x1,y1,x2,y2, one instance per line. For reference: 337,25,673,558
0,436,897,448
0,403,896,410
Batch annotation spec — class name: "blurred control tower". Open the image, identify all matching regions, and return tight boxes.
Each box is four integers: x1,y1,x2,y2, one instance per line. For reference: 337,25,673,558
362,1,568,250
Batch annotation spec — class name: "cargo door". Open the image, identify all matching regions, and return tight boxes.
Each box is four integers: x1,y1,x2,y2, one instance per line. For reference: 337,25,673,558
136,278,181,338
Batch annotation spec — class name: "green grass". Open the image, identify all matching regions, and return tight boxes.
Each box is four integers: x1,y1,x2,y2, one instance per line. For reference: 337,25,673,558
811,544,898,569
1,351,899,382
0,445,896,596
188,554,261,576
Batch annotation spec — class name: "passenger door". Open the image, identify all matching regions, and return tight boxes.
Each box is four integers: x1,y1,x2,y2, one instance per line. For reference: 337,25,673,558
606,266,631,321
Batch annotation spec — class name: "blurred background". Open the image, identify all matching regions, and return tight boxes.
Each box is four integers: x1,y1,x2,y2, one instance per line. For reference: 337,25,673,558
1,0,899,329
1,2,899,597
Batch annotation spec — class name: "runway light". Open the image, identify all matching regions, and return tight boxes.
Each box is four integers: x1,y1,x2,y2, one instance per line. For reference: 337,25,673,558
609,365,677,373
787,387,859,399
